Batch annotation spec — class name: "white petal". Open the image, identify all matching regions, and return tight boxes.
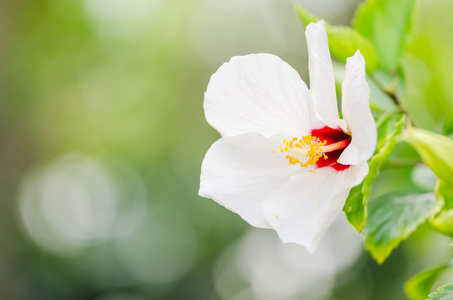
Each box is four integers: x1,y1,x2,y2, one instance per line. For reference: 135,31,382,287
338,51,377,165
263,162,369,253
306,21,346,130
204,53,318,138
199,133,299,228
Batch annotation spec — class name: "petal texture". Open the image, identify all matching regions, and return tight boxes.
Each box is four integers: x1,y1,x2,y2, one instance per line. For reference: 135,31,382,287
306,21,346,131
263,162,369,253
199,133,299,228
204,53,318,138
339,51,377,165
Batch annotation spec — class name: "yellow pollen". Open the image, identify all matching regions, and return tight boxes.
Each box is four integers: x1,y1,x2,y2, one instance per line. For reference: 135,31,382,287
278,135,327,167
275,215,279,218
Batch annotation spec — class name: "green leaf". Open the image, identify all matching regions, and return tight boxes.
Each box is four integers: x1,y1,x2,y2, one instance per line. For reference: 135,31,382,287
427,284,453,300
363,114,405,198
294,4,319,26
344,114,405,233
401,0,453,133
405,266,448,300
363,190,435,264
438,180,453,211
430,180,453,237
295,4,378,74
403,127,453,189
402,54,453,133
430,210,453,238
343,183,366,232
353,0,415,71
443,108,453,137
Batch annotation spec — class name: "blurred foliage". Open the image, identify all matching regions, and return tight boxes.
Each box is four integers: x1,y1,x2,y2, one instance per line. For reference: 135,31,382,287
405,257,453,300
427,283,453,300
429,181,453,237
296,4,378,73
0,0,453,299
402,0,453,133
404,127,453,188
353,0,415,72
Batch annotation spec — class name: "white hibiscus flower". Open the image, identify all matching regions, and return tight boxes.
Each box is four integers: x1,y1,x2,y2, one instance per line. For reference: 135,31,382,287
199,21,377,253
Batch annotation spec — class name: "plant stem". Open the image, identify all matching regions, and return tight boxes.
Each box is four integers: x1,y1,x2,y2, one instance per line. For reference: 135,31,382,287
376,106,401,129
369,74,401,108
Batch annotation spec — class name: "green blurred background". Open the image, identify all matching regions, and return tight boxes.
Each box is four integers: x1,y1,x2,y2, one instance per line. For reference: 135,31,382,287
0,0,452,299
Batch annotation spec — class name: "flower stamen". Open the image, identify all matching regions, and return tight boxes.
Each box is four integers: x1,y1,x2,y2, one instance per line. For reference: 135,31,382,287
278,135,351,168
278,135,327,167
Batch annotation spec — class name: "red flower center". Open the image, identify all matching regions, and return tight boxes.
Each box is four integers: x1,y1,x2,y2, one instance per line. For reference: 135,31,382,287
311,126,351,171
